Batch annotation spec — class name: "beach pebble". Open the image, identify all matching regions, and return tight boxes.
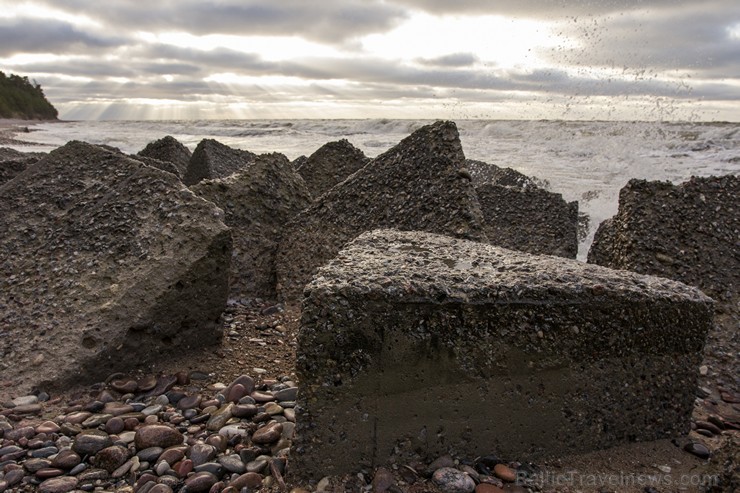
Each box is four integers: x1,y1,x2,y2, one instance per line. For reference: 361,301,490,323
432,467,476,493
72,430,112,456
38,476,78,493
493,464,517,482
184,471,218,492
684,442,711,459
230,471,263,490
372,467,395,493
134,425,183,449
95,445,130,472
251,422,283,444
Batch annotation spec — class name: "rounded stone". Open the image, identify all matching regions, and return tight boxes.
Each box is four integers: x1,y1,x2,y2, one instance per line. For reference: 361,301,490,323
38,476,78,493
230,472,263,490
432,467,476,493
51,449,82,469
190,443,217,466
219,454,246,474
36,421,61,434
134,425,184,449
149,484,174,493
684,442,711,459
72,430,113,456
95,445,130,473
251,422,283,444
184,471,219,492
493,464,517,483
105,417,125,434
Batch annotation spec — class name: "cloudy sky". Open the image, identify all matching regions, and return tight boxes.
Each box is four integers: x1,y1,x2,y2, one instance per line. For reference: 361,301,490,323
1,0,738,120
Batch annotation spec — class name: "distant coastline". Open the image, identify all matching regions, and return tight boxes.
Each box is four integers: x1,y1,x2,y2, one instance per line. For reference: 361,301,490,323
0,118,58,146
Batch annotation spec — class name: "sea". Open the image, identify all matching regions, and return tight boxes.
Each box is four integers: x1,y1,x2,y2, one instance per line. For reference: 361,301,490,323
9,119,740,259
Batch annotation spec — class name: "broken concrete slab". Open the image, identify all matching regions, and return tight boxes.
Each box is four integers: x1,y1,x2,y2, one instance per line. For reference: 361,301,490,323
191,152,312,299
296,139,369,198
476,183,579,258
0,141,232,395
137,135,192,179
184,139,257,186
291,229,713,480
276,121,488,301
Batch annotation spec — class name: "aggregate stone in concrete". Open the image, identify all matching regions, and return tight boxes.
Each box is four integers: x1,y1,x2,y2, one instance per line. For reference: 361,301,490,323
0,141,232,395
276,121,488,301
291,229,713,480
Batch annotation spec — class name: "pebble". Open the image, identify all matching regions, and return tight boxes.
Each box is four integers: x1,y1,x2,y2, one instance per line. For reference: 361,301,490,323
230,471,264,490
432,467,476,493
134,425,184,449
493,464,517,482
38,476,78,493
372,467,395,493
251,422,283,444
95,445,130,473
219,454,246,473
51,449,81,469
72,430,113,456
185,471,218,492
206,403,234,431
684,442,711,459
12,395,39,406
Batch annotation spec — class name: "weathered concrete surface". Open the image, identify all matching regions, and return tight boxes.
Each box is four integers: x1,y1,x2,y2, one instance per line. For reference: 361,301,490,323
0,147,45,185
137,135,192,179
588,175,739,409
588,176,738,302
477,183,579,258
276,121,488,301
292,229,713,480
184,139,257,186
465,158,543,188
296,139,369,198
0,141,232,395
191,153,312,299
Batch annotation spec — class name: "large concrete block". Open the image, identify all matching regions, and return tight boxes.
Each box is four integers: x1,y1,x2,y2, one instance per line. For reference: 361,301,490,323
184,139,257,186
276,121,487,301
137,135,192,180
292,229,713,480
296,139,369,198
191,153,312,299
0,141,231,395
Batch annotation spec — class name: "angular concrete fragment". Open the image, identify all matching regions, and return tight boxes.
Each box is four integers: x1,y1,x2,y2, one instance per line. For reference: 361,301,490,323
184,139,257,186
0,141,232,395
137,135,192,179
588,175,739,302
296,139,369,198
191,153,312,299
292,229,713,480
276,121,488,301
477,183,579,258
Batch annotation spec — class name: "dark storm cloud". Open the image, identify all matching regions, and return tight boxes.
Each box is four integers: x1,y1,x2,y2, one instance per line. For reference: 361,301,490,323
0,17,124,55
32,0,408,44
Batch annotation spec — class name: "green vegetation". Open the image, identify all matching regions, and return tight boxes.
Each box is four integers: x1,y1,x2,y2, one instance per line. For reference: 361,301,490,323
0,71,58,120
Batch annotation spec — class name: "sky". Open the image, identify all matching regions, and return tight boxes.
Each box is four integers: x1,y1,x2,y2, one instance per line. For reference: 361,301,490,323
1,0,738,121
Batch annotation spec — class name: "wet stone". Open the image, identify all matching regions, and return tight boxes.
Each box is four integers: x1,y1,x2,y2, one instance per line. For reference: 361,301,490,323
190,443,217,467
493,464,517,483
684,442,711,459
232,404,258,419
105,416,125,434
206,403,233,431
35,468,64,478
176,395,201,410
230,471,264,490
24,458,53,473
273,387,298,402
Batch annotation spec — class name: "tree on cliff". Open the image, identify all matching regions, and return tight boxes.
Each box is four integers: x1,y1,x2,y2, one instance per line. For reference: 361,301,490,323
0,71,58,120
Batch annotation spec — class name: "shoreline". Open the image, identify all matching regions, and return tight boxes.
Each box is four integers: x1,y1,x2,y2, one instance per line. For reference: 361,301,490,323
0,118,58,146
